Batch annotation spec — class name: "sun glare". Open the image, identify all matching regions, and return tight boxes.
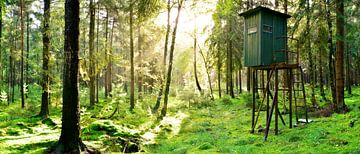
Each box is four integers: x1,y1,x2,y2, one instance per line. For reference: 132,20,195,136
154,1,216,51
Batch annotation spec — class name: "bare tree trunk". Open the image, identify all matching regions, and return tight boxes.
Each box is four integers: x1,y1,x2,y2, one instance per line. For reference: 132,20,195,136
194,37,202,94
198,46,214,100
57,0,87,152
319,36,326,100
247,68,251,92
306,0,317,108
335,0,346,111
104,10,109,98
153,0,171,112
89,0,96,106
326,0,336,104
345,44,351,95
161,0,184,117
26,13,30,97
96,3,100,103
39,0,51,118
138,25,143,99
107,19,114,97
20,0,25,108
217,46,222,98
130,1,135,111
0,6,2,93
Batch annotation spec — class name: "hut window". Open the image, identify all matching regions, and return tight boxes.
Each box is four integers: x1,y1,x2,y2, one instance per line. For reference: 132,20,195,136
263,25,272,33
248,27,257,34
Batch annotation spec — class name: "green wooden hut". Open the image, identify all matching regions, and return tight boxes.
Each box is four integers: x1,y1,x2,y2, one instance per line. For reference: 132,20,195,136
240,6,291,67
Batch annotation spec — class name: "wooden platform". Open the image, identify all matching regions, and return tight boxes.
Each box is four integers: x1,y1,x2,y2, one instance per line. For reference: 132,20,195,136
251,63,300,70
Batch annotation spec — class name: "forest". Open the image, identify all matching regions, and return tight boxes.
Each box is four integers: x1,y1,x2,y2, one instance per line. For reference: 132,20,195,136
0,0,359,153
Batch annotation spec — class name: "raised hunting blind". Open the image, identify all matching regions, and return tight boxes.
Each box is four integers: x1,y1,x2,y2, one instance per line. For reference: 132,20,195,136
240,6,291,67
240,6,309,141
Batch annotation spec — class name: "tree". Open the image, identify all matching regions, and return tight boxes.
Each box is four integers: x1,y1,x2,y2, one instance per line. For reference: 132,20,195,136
335,0,346,111
130,0,135,111
56,0,87,152
39,0,51,118
20,0,25,108
306,0,317,108
326,0,336,104
161,0,184,117
89,0,96,106
153,0,171,112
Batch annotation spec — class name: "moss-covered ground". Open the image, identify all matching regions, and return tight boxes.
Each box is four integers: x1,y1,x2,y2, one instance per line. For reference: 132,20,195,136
0,84,359,153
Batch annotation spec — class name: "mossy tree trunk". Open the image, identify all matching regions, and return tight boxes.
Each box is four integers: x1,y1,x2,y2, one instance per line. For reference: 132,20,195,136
39,0,51,118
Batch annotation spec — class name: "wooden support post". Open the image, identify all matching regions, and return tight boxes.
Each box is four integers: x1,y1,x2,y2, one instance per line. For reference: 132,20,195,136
266,69,270,126
275,69,279,135
251,68,256,133
289,69,293,128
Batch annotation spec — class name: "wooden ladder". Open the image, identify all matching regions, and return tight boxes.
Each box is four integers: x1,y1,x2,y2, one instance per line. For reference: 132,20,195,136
292,66,309,124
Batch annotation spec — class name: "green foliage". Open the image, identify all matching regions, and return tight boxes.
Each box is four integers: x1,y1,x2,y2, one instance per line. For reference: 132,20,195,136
147,87,360,153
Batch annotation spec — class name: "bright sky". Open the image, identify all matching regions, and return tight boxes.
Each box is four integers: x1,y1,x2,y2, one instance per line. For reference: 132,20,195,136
154,1,216,52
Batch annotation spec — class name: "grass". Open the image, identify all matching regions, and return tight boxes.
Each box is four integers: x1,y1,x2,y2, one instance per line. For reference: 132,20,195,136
145,87,360,153
0,84,359,153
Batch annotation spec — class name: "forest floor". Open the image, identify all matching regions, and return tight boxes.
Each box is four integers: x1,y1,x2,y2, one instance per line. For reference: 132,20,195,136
0,85,359,153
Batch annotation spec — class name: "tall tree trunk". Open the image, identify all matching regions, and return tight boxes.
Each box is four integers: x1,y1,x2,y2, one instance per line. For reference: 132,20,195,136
130,1,135,111
326,0,336,104
306,0,317,108
26,13,30,96
138,25,143,99
319,37,326,100
239,70,242,93
198,46,214,100
20,0,25,108
194,37,202,94
161,0,184,117
89,0,95,106
153,0,171,112
217,46,222,98
104,10,109,98
247,68,251,92
39,0,51,118
96,3,100,103
57,0,87,152
228,31,234,98
0,6,2,93
335,0,346,111
107,19,114,97
345,44,351,95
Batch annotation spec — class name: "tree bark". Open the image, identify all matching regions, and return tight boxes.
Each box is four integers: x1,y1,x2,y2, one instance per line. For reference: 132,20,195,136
335,0,346,111
153,0,171,112
198,46,214,100
217,46,222,98
345,44,351,95
104,10,109,98
306,0,317,108
130,1,135,111
194,37,202,94
0,6,2,93
26,13,30,97
326,0,336,104
107,19,114,97
39,0,51,118
20,0,25,108
138,25,143,99
57,0,86,152
96,3,100,103
161,0,184,117
89,0,96,106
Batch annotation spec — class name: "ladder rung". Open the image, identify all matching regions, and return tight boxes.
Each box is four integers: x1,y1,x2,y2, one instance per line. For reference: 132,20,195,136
279,88,290,91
